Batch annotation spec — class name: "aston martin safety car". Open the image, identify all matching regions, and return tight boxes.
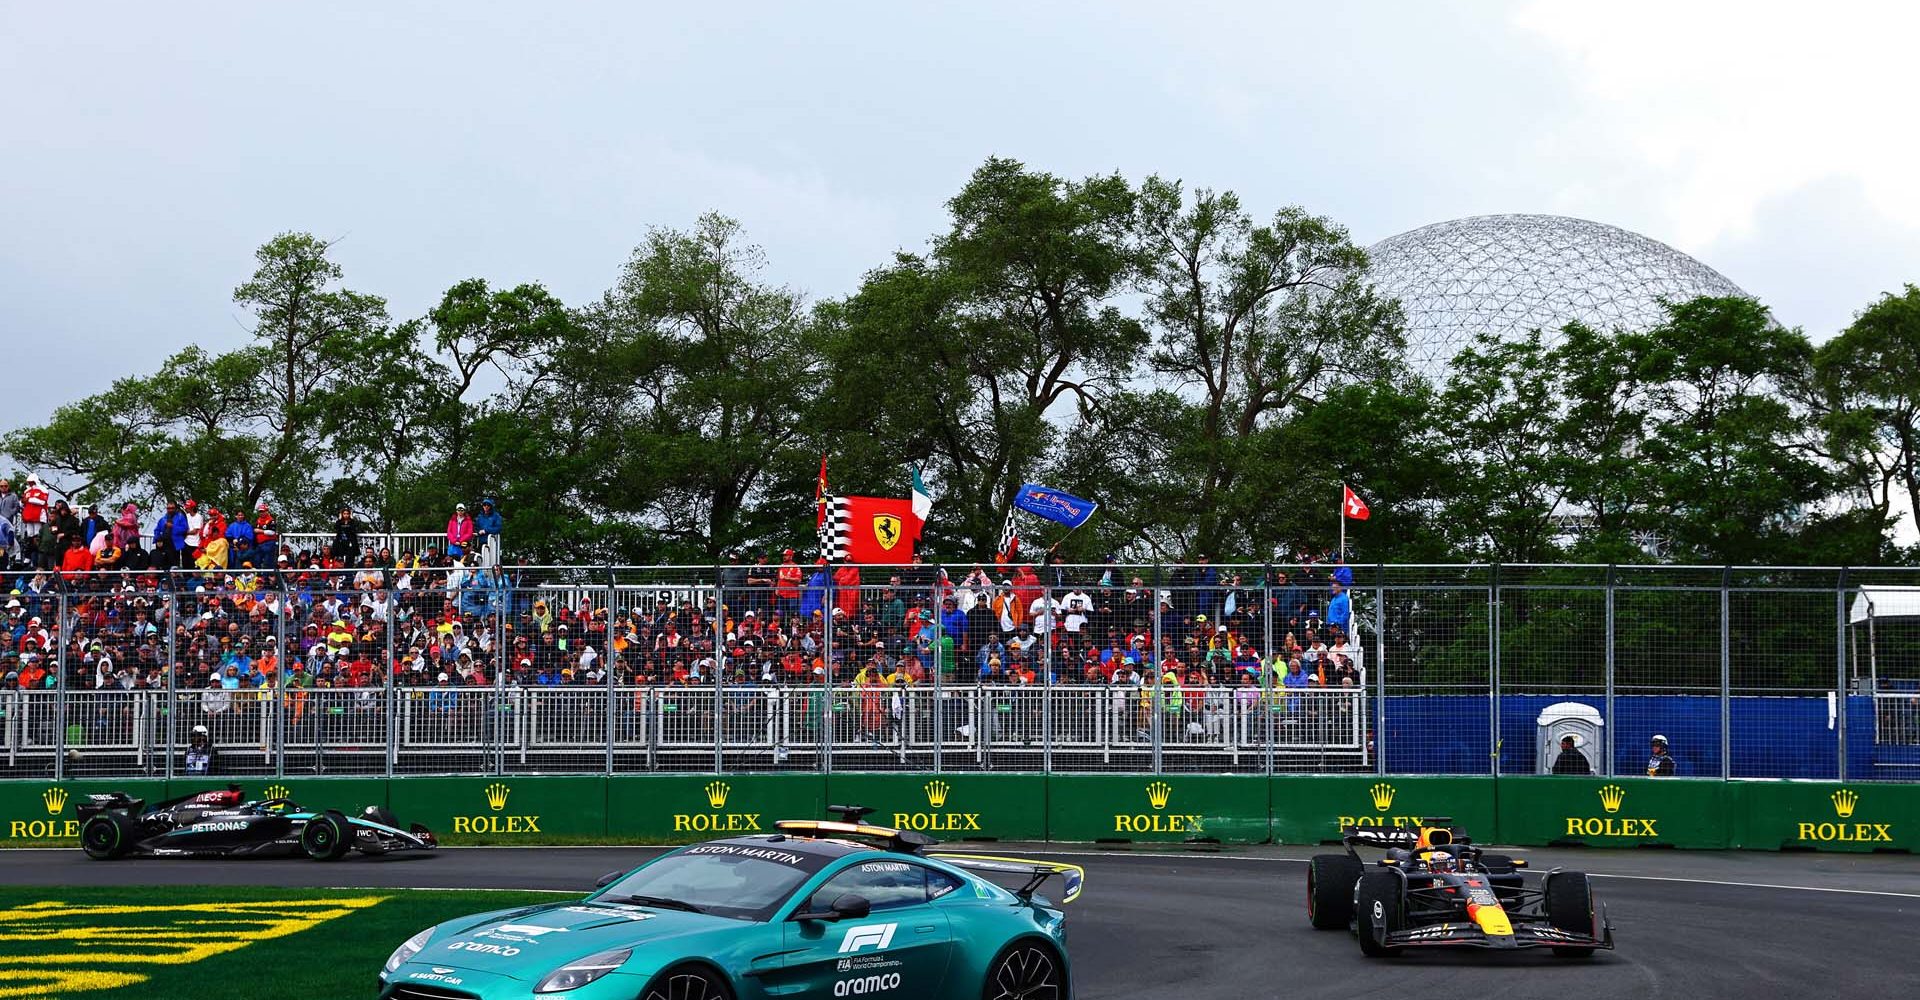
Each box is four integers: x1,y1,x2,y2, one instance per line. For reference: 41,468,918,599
379,805,1080,1000
1306,819,1613,957
76,785,437,860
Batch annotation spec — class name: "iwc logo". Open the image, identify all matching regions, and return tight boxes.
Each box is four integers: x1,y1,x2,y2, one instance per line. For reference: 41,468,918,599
1795,788,1893,843
890,780,982,834
452,782,542,834
1564,784,1658,838
1338,782,1428,829
671,781,762,833
9,786,81,840
1114,781,1203,834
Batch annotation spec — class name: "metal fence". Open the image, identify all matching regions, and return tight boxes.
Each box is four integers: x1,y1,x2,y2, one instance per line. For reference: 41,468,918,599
7,563,1919,780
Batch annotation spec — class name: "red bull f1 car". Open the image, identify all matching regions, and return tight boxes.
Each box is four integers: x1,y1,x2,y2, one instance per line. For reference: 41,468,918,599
1306,819,1613,957
76,785,437,861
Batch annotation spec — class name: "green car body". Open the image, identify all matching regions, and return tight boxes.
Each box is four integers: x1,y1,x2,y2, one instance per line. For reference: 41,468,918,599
379,827,1074,1000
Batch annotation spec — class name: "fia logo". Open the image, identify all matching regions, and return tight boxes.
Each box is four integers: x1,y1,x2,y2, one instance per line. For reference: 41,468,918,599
837,923,897,954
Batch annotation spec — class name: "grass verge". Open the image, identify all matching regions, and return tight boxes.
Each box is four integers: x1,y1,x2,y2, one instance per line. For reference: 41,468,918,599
0,884,570,1000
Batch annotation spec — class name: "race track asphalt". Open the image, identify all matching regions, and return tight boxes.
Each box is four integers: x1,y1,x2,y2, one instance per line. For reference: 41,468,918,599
4,842,1917,1000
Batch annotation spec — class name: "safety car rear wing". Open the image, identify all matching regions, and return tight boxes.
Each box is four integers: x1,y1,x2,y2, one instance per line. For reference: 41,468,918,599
926,853,1085,905
775,808,937,855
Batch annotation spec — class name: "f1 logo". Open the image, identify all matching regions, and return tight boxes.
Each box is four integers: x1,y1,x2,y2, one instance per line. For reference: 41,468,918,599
837,923,897,954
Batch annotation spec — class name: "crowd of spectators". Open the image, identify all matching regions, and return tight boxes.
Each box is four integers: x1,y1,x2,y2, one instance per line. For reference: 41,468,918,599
4,473,1365,759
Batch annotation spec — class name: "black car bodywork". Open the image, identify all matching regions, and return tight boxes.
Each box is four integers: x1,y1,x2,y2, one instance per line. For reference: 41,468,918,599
1307,819,1614,956
75,785,437,861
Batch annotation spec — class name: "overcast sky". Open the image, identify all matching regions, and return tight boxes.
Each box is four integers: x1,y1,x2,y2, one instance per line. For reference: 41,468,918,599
5,1,1919,435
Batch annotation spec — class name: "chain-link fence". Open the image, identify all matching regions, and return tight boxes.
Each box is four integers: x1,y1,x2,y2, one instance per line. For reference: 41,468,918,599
7,564,1916,780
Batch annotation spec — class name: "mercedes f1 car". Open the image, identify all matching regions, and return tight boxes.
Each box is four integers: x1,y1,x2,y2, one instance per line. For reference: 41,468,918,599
379,805,1080,1000
1306,819,1613,957
76,785,437,861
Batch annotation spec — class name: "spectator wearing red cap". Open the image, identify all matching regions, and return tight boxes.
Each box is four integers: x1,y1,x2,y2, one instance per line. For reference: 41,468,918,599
182,499,204,556
775,549,802,619
19,475,49,568
252,502,279,566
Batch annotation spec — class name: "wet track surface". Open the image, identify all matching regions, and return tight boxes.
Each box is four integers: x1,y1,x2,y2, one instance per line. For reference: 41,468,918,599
5,843,1918,999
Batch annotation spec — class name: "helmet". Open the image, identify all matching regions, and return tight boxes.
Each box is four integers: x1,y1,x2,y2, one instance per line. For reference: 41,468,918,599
1428,849,1456,872
1651,734,1669,746
191,725,208,736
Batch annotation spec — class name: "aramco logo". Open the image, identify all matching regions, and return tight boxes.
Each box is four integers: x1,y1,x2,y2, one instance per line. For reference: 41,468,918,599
890,779,980,833
1797,788,1893,843
1115,781,1201,835
453,782,540,834
1339,782,1425,829
1564,783,1657,838
673,781,760,833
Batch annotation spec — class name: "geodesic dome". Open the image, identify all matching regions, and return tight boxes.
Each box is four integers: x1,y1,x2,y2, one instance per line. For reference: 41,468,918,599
1363,214,1751,375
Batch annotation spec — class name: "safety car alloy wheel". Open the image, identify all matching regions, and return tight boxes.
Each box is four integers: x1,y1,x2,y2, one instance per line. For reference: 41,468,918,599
986,943,1062,1000
640,967,732,1000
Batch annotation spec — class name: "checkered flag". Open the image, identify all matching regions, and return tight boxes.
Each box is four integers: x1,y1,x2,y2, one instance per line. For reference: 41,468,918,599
818,494,852,561
996,507,1019,560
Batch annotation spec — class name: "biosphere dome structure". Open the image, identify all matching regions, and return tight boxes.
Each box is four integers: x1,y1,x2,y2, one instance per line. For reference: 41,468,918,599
1363,214,1751,374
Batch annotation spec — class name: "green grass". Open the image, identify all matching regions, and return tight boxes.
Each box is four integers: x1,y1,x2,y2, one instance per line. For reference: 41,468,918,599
0,884,570,1000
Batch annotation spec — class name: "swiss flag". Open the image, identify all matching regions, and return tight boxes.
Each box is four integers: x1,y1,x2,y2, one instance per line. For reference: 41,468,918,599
1342,485,1371,521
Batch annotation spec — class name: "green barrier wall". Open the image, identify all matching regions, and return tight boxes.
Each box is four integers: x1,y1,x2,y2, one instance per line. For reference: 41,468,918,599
1270,776,1498,845
399,775,607,839
0,780,167,844
1496,776,1729,848
1047,774,1268,843
826,773,1046,841
1730,780,1920,853
607,774,824,841
4,774,1915,852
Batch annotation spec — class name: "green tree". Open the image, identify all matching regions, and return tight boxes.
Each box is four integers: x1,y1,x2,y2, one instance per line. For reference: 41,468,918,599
1814,285,1920,546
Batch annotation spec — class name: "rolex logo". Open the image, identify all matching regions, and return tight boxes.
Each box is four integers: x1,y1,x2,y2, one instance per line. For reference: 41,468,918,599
924,780,950,809
1832,788,1858,819
705,781,731,810
264,784,291,800
485,783,511,812
1598,784,1626,814
1146,781,1172,811
1369,783,1395,812
43,787,68,816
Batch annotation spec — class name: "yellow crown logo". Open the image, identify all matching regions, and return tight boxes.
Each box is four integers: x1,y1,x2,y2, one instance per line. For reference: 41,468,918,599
263,784,291,800
485,783,511,812
1370,782,1396,812
705,781,730,810
924,780,951,809
1832,788,1858,819
1146,781,1173,811
1598,784,1626,814
43,787,68,816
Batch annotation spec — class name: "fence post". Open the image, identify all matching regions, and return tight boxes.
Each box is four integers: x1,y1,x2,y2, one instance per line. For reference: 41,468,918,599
1262,563,1274,777
1374,564,1386,776
1720,565,1732,781
385,581,397,778
1041,568,1054,775
931,568,943,775
1836,566,1849,782
822,568,835,777
1489,563,1501,776
165,569,178,781
1151,562,1164,774
275,586,288,777
1604,563,1616,778
614,576,624,778
54,590,68,782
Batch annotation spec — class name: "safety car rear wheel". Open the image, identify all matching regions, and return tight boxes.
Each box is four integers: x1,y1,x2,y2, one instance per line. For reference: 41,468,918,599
1545,870,1596,958
1308,853,1363,929
984,940,1064,1000
638,964,734,1000
1354,870,1404,957
300,810,352,861
81,814,134,860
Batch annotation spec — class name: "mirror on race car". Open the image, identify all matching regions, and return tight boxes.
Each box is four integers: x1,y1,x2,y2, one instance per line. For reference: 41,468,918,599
595,870,624,888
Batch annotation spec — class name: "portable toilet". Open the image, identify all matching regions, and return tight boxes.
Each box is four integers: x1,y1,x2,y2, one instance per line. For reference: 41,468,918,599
1535,702,1603,775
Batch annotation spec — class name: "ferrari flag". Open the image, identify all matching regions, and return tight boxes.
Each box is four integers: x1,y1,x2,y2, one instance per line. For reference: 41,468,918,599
1011,483,1098,529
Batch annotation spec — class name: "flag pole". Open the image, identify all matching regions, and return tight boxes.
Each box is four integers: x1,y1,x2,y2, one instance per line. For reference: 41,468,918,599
1339,484,1346,562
